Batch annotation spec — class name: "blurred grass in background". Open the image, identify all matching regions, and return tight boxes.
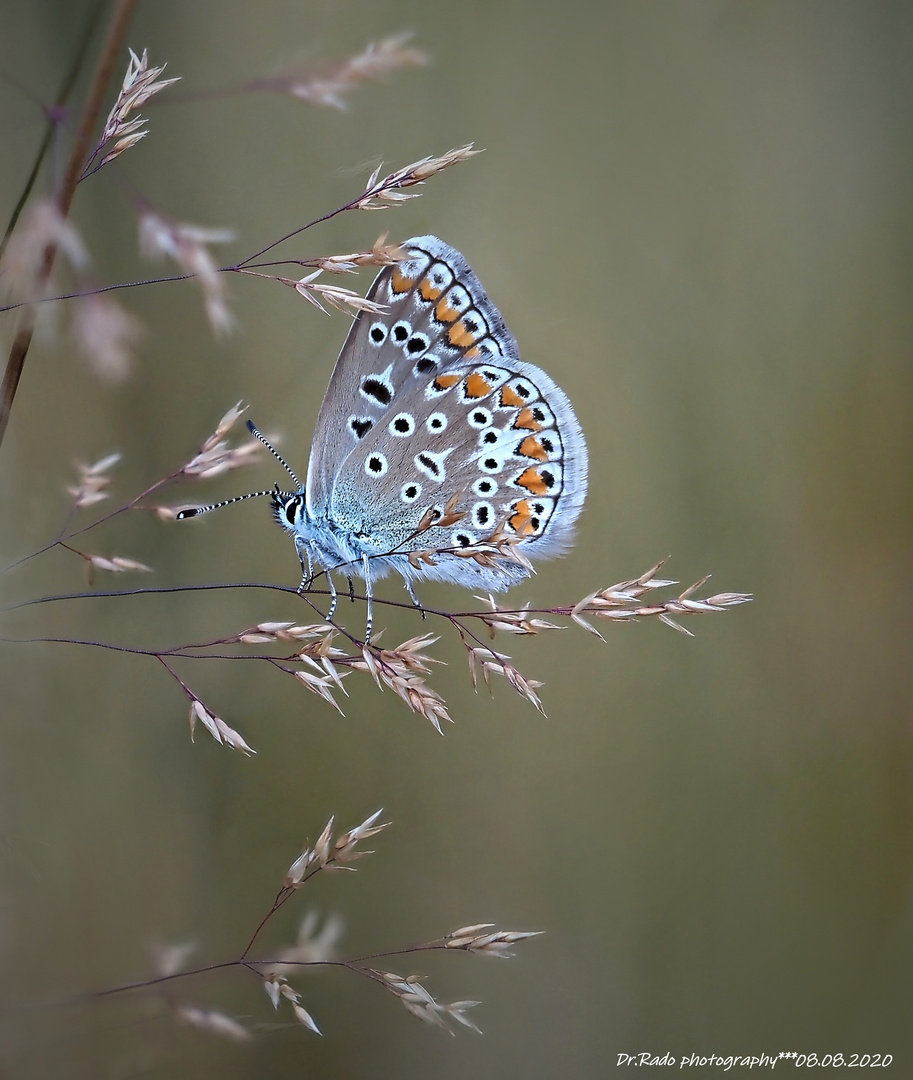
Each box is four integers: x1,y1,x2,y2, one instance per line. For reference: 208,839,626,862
1,1,912,1076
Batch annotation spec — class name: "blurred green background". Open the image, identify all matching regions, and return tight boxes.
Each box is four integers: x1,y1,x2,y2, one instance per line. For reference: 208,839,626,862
2,1,912,1076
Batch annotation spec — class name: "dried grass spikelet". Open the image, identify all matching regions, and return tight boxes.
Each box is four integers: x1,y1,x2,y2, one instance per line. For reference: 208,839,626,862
435,488,467,529
293,270,389,316
571,560,752,639
68,452,121,508
407,548,438,569
404,491,467,567
86,555,152,573
173,1003,251,1042
294,668,349,714
468,646,544,713
283,809,389,887
375,971,482,1035
152,940,197,979
310,235,408,274
332,806,390,861
262,977,322,1034
274,32,427,109
0,197,87,304
82,49,180,178
264,911,344,978
272,624,351,714
71,292,143,382
189,699,256,755
353,635,451,733
429,512,535,575
444,924,544,958
138,209,235,333
475,595,565,637
236,621,336,645
468,515,536,573
355,144,481,210
178,402,264,479
85,553,153,585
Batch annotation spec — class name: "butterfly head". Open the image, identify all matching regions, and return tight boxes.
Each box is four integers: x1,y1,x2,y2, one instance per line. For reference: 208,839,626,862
271,487,306,531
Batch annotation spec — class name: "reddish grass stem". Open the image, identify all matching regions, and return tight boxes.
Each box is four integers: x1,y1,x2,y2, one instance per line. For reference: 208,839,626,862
0,0,138,448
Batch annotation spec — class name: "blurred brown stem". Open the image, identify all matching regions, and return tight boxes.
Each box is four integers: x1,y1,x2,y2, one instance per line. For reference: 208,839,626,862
0,0,137,450
0,0,108,263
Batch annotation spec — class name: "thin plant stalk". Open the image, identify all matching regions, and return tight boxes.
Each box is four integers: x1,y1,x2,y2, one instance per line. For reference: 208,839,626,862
0,0,138,448
0,0,108,262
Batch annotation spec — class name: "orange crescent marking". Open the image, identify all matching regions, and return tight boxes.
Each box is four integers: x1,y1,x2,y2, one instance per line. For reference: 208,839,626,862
518,435,548,461
499,384,526,409
448,320,479,348
515,468,548,495
432,373,461,392
435,298,460,323
510,508,535,535
391,268,416,294
420,277,442,301
463,372,493,399
463,346,481,360
514,407,542,432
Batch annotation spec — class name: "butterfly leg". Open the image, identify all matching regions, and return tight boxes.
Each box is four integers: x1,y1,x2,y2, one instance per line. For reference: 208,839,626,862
325,571,339,621
347,576,356,602
294,537,314,593
362,553,374,644
406,579,426,620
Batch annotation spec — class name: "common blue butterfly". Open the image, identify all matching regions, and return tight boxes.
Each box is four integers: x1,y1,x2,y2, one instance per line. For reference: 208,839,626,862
183,237,587,640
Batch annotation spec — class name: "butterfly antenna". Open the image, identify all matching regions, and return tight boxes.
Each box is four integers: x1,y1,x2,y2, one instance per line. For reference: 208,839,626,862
177,490,275,520
246,419,303,490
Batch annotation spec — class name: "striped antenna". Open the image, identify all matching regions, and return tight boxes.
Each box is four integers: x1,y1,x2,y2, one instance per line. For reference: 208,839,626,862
246,419,302,491
176,489,276,520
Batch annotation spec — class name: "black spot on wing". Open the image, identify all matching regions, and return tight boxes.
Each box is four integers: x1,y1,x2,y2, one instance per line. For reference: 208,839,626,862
362,377,392,406
349,417,373,439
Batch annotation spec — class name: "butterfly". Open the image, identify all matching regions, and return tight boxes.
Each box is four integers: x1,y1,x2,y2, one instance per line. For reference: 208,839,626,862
182,237,587,640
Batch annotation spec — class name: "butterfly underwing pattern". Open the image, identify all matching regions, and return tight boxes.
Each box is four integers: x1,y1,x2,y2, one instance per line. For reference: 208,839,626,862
270,236,588,615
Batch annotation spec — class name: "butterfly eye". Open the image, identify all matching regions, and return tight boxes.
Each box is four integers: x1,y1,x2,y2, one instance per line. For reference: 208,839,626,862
272,493,303,528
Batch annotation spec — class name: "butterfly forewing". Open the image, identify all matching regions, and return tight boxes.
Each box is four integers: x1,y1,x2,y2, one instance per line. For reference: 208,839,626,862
304,238,485,514
312,237,587,584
